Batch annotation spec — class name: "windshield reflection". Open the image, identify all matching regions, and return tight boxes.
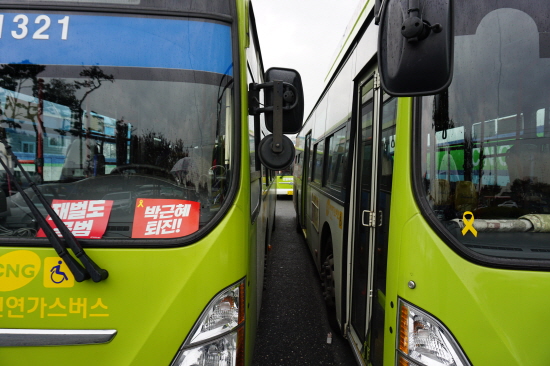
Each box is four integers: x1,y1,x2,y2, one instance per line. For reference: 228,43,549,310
0,64,233,239
421,8,550,260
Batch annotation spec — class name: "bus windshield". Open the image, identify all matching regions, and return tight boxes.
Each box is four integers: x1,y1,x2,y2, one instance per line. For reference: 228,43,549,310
419,4,550,261
0,11,233,242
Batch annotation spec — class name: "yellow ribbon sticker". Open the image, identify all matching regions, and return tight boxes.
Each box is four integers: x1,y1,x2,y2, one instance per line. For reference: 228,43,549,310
461,211,477,237
137,199,144,208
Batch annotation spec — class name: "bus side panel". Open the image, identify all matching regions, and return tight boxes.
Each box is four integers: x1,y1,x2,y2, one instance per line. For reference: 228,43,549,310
241,2,277,363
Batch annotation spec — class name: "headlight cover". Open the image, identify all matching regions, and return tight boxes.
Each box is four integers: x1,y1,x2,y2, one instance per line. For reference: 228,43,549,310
173,332,240,366
397,299,471,366
171,280,245,366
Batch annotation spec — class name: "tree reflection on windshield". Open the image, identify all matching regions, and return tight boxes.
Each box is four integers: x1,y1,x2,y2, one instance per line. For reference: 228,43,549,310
0,63,233,239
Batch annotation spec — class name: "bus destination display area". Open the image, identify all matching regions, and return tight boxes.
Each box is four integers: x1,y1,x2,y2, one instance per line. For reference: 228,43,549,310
420,6,550,261
0,12,234,242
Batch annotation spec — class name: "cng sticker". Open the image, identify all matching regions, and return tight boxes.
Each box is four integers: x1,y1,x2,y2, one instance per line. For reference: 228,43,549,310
43,257,74,288
0,250,41,292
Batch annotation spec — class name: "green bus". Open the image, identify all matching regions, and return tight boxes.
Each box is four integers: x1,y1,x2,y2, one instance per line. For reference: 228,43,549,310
0,1,302,365
294,0,550,365
275,166,294,196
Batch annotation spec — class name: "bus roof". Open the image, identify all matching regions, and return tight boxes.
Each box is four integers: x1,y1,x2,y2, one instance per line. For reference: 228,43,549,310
324,0,372,84
302,0,374,126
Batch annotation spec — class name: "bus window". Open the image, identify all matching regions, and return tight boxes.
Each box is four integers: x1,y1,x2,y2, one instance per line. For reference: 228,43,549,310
312,140,325,184
0,13,235,239
326,125,348,193
419,7,550,261
323,135,332,186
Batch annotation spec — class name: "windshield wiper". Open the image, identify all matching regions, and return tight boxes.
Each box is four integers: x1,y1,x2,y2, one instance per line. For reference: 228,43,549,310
0,137,108,283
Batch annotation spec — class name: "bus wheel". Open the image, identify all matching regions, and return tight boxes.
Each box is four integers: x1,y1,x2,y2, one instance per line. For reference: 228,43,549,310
321,239,339,332
322,253,335,308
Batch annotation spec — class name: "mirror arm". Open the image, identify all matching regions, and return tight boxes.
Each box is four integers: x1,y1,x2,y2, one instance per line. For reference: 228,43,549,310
271,80,283,154
248,83,260,117
374,0,387,25
248,81,286,154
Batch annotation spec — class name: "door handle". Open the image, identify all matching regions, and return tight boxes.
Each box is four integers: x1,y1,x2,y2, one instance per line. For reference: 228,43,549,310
362,210,383,227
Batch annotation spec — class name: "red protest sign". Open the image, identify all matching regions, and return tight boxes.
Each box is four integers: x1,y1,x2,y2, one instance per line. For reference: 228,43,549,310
37,200,114,239
131,198,200,238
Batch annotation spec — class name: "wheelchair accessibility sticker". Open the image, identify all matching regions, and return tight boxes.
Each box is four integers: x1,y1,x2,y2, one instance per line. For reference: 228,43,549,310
44,257,74,288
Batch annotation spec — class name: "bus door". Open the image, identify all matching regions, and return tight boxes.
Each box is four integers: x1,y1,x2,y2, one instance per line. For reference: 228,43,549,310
348,71,396,365
300,131,312,229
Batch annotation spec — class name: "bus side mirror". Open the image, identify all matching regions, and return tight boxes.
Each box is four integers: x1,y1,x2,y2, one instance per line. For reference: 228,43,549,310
249,67,304,170
264,67,304,134
378,0,453,96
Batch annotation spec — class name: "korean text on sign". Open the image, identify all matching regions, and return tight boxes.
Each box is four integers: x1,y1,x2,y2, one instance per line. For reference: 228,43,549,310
36,200,113,239
132,199,200,238
0,296,109,319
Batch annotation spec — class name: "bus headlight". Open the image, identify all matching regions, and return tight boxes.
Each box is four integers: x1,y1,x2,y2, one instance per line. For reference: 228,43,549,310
171,280,245,366
397,299,471,366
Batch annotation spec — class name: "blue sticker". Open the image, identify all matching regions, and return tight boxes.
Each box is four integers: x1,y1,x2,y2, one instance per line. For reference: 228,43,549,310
0,13,232,75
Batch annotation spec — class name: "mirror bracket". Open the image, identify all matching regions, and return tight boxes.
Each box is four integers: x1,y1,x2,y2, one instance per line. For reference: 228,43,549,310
401,0,442,43
249,80,298,155
248,81,299,116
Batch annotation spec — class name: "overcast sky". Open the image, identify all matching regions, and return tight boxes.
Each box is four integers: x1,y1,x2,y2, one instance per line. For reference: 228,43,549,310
252,0,362,117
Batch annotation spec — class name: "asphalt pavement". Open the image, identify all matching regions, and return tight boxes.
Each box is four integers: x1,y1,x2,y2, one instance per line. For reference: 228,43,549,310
252,197,357,366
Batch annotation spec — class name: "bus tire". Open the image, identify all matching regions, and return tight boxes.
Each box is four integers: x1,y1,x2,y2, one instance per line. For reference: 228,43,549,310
321,235,339,333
